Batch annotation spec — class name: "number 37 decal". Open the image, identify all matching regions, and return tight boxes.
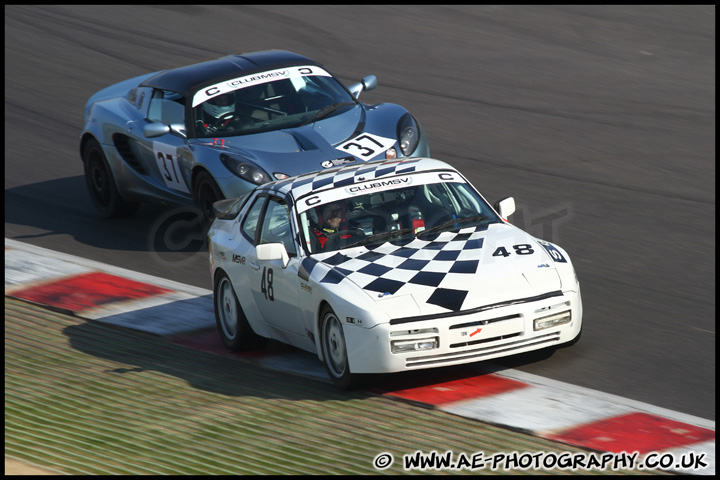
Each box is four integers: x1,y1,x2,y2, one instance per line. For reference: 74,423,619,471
336,133,395,161
153,142,190,194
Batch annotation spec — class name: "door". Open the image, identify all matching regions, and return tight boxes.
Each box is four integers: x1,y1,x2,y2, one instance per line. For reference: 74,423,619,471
134,89,192,196
247,196,304,337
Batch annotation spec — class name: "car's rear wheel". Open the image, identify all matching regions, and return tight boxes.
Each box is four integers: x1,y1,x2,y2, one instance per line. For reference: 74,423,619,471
320,305,358,389
193,170,225,224
83,138,139,217
214,271,267,351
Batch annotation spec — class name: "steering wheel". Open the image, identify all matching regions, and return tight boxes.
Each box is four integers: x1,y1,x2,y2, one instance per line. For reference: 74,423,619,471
324,229,365,252
346,209,392,235
217,112,235,125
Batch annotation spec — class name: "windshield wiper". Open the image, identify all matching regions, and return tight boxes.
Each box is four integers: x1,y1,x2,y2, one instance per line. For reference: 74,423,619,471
300,101,356,126
343,227,416,249
417,215,489,238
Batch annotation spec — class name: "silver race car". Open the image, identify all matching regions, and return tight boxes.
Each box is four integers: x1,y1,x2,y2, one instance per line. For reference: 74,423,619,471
80,50,429,220
208,157,582,388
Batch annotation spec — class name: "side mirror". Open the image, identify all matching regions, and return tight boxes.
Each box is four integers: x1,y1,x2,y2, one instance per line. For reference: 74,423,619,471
143,122,187,139
494,197,516,220
143,122,170,138
348,75,378,99
362,75,377,92
212,197,245,220
257,243,290,269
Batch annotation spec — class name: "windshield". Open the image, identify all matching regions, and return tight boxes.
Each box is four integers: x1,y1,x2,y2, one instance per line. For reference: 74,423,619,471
298,175,501,255
192,65,355,138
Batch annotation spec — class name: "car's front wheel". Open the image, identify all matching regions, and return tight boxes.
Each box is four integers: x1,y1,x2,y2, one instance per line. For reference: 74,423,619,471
320,305,358,389
214,271,267,351
83,138,139,218
193,170,225,224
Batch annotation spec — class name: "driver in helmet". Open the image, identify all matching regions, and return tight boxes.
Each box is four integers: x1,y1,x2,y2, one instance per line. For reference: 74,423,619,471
311,201,349,252
199,92,237,134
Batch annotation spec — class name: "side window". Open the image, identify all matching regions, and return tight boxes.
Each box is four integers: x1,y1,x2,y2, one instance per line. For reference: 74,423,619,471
147,90,186,125
126,86,151,113
259,197,297,256
242,195,267,244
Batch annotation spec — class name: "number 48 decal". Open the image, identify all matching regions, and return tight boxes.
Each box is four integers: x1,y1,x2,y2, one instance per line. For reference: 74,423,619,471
492,244,535,257
261,267,274,301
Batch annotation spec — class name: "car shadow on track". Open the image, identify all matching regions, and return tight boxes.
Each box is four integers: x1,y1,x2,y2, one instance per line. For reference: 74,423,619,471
63,316,559,402
62,320,355,401
6,178,208,258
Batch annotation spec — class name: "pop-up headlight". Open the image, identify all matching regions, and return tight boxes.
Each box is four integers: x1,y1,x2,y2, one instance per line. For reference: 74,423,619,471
397,113,419,156
220,154,271,185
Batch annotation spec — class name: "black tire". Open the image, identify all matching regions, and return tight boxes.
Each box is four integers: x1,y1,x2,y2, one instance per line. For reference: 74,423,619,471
83,138,139,217
214,271,267,351
320,305,358,389
193,170,225,224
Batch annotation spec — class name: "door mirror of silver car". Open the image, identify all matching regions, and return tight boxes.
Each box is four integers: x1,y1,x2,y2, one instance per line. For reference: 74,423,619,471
257,243,290,268
143,122,186,139
494,197,516,220
362,75,377,92
143,122,170,138
348,75,378,99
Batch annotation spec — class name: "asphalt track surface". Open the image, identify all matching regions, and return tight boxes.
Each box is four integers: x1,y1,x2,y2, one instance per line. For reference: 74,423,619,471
5,6,715,421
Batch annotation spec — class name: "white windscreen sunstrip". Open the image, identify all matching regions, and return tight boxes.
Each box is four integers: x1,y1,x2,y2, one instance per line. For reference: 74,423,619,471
295,170,466,214
192,65,333,107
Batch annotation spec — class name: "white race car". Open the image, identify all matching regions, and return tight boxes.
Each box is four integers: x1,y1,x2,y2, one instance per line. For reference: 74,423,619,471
208,157,582,388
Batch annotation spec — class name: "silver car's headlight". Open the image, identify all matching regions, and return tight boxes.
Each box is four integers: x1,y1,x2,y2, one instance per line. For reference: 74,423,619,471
397,113,419,156
220,154,271,185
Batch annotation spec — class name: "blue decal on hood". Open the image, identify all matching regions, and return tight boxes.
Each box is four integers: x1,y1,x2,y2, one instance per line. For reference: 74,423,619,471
299,257,318,281
427,288,468,312
408,272,446,287
320,269,345,285
364,277,404,295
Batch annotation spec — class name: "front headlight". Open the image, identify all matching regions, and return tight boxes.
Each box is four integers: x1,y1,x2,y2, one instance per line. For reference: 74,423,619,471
397,113,420,156
220,154,271,185
534,310,572,331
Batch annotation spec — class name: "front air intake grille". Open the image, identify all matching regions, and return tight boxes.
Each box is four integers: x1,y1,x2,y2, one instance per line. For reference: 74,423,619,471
113,134,147,174
450,332,522,349
449,314,521,330
405,332,560,368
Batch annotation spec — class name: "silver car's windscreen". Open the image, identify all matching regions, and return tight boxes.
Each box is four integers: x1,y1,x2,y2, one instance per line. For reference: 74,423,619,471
192,65,355,138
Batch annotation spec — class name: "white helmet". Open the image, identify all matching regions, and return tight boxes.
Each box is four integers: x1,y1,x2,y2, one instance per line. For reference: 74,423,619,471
203,93,234,119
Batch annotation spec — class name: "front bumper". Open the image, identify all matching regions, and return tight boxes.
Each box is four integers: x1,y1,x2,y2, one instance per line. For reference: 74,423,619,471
343,288,582,374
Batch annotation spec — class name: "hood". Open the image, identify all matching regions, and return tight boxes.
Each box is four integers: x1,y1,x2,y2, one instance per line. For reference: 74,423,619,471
193,103,408,176
196,106,367,176
305,223,563,316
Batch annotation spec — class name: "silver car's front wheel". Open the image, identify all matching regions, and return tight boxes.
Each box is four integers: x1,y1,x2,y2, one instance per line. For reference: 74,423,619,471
193,170,225,225
213,271,266,351
320,306,357,389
